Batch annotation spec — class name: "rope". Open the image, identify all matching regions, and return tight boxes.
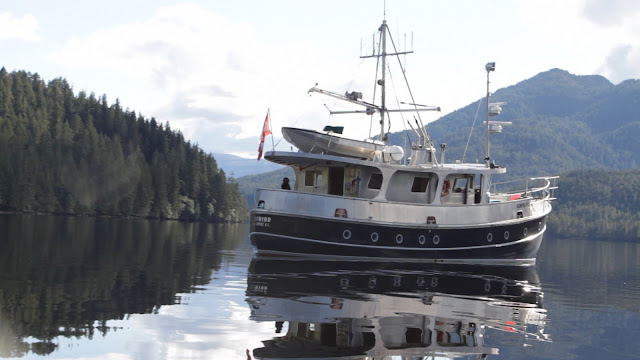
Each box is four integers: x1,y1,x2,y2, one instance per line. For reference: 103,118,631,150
369,31,383,140
386,27,433,147
462,98,483,162
386,61,410,143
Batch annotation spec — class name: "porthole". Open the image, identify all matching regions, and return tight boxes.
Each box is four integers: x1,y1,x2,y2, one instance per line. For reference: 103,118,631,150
538,222,542,231
418,235,426,245
395,234,404,244
433,235,440,245
487,232,493,242
371,232,379,242
523,227,528,237
484,281,491,292
504,231,510,240
343,230,352,240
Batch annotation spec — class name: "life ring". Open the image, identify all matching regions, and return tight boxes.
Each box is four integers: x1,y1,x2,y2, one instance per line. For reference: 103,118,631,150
442,179,451,196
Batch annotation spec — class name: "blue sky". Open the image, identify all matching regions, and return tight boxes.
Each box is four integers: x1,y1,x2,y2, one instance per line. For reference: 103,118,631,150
2,0,639,157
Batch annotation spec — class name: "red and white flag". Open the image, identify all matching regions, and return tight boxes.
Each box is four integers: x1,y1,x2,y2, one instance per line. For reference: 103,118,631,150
257,111,272,160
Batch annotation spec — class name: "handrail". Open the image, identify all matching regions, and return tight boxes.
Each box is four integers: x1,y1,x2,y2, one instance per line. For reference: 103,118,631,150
490,176,558,201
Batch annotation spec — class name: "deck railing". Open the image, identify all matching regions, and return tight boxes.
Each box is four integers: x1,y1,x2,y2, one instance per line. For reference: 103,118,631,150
490,176,559,201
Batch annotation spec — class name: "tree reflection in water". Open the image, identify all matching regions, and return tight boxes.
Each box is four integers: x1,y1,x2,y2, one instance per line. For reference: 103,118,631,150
0,214,244,358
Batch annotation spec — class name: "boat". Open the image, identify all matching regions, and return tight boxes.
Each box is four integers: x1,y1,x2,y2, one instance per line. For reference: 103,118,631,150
246,257,549,359
250,17,557,263
281,126,385,160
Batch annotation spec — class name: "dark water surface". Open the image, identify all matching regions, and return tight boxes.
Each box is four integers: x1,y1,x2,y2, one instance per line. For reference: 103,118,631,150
0,214,639,359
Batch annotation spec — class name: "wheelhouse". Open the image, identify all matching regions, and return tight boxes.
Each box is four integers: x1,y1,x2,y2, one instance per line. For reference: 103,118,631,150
266,152,505,206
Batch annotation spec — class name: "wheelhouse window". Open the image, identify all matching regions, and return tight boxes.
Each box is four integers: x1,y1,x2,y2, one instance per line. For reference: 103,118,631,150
304,171,315,186
368,173,383,190
411,177,430,193
453,177,468,193
442,174,477,205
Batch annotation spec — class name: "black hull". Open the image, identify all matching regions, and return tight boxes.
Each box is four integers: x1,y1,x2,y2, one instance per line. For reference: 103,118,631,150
247,257,543,305
250,212,546,262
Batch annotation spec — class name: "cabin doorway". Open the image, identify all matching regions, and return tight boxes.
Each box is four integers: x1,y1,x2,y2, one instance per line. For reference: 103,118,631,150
328,167,345,196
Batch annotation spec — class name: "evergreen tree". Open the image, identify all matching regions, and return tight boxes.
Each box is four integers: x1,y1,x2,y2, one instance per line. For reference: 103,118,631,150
0,70,247,222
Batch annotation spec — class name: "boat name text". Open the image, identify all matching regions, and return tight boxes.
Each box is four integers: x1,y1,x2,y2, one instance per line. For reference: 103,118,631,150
255,216,272,227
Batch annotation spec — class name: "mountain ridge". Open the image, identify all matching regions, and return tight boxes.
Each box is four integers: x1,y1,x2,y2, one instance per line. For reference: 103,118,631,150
386,67,640,178
213,153,284,178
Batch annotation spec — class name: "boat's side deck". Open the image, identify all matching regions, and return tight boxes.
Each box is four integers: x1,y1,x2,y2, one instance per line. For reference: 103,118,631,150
254,188,552,227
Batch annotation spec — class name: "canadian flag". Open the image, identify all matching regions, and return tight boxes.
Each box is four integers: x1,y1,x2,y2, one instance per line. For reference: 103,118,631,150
257,111,271,160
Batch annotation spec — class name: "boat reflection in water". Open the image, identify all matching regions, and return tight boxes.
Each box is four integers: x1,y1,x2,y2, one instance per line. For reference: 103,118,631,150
246,257,549,359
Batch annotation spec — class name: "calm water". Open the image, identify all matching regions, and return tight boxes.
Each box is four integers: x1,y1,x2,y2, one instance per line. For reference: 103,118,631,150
0,214,639,359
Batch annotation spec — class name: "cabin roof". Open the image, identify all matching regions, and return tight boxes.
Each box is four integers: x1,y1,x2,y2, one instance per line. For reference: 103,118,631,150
264,151,507,175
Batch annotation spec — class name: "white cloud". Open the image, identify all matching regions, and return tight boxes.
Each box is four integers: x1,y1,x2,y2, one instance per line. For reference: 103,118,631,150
512,0,640,83
47,3,349,155
578,0,640,82
0,12,39,42
598,44,640,83
43,1,640,156
582,0,640,26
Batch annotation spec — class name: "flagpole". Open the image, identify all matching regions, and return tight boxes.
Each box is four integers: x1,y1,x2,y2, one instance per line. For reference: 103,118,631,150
268,108,275,152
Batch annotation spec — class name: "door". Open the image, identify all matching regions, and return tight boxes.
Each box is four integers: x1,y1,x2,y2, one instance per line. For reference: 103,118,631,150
328,167,345,196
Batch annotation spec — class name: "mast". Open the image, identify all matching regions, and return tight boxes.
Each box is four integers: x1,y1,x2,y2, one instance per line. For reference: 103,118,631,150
379,21,387,142
484,62,495,167
483,62,510,167
308,18,440,154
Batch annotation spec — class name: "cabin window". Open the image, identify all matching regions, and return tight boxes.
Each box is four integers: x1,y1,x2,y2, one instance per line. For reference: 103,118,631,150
362,332,375,347
368,173,383,190
411,177,430,193
405,327,424,344
442,175,479,205
304,171,315,186
453,178,468,193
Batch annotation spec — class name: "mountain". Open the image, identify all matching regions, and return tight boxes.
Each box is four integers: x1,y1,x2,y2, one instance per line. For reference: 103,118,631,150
214,153,284,178
387,68,640,179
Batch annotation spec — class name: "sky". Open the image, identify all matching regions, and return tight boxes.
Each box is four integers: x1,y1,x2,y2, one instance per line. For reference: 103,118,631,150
1,0,639,158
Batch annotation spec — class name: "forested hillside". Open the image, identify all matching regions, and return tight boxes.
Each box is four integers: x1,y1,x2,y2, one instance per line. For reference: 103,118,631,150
0,68,247,222
548,170,640,241
238,167,294,205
